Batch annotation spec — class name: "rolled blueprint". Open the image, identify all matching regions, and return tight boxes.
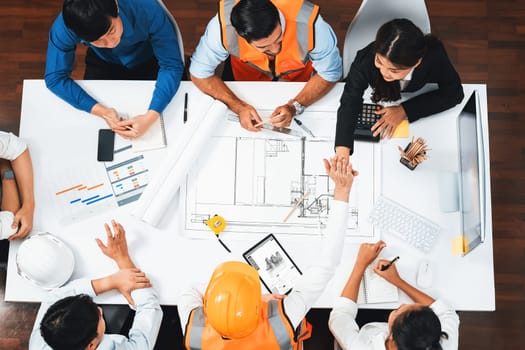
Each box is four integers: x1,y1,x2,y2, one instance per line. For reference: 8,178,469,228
132,99,227,226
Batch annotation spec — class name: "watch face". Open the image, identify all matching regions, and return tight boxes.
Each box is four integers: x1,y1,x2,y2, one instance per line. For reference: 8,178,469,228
293,101,305,115
2,170,15,179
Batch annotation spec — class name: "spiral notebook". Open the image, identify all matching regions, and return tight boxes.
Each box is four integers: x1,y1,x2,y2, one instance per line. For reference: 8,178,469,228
131,115,167,152
357,260,399,304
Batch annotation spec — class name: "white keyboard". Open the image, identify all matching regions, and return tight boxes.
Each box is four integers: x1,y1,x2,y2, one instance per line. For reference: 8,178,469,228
369,196,441,253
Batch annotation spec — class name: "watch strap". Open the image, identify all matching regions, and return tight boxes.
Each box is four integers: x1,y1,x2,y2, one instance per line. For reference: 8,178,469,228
2,170,15,180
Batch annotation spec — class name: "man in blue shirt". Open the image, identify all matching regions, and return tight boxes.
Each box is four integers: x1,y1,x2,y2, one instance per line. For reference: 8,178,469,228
45,0,184,138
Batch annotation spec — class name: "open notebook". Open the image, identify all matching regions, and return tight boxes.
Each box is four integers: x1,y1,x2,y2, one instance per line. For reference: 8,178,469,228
357,260,399,304
131,115,167,152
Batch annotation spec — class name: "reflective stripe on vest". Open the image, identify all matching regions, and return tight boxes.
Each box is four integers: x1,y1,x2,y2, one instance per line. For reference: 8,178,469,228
184,299,311,350
218,0,319,81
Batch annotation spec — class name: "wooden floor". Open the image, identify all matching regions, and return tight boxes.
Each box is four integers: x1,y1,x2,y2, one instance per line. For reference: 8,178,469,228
0,0,524,349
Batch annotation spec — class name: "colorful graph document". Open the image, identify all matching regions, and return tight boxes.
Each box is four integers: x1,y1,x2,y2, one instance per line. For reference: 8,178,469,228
52,145,150,224
104,145,150,207
52,162,117,224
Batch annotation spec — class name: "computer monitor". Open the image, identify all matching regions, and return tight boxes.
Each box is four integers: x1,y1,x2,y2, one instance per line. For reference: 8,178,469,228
457,91,487,255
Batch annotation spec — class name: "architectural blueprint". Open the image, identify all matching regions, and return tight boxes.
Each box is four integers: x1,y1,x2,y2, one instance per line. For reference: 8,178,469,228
182,111,380,242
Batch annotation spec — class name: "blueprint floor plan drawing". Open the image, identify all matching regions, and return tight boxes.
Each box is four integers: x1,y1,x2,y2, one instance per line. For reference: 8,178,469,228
182,111,381,242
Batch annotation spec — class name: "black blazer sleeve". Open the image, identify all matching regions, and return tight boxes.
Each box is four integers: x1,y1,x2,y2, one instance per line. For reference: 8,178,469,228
401,41,464,122
335,44,375,154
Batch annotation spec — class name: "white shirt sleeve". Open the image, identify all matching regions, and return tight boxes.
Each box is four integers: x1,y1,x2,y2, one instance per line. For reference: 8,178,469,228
309,15,343,82
0,131,27,161
0,211,16,239
328,297,360,350
178,286,205,331
121,287,163,350
189,15,230,79
430,299,460,350
283,199,349,328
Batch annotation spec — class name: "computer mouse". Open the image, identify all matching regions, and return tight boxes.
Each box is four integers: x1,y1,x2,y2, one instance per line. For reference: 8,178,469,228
416,260,433,289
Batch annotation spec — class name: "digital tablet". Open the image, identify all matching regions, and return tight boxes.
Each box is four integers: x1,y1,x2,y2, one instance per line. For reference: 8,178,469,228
243,234,302,295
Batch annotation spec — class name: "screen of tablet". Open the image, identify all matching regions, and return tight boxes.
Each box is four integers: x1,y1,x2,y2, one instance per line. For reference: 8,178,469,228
243,234,302,295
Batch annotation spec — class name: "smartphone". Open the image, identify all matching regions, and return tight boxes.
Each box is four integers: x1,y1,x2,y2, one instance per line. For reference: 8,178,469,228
97,129,115,162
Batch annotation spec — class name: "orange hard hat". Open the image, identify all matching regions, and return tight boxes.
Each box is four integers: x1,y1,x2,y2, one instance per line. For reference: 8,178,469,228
204,261,262,339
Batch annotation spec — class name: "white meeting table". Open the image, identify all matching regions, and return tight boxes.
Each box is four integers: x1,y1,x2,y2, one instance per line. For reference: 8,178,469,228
5,80,494,311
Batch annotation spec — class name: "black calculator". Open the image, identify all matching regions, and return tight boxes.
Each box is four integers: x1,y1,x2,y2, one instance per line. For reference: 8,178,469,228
354,103,382,142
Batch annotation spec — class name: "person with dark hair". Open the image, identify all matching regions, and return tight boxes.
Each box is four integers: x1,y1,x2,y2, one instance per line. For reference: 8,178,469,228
335,18,464,158
329,241,459,349
29,220,162,350
45,0,184,138
190,0,342,131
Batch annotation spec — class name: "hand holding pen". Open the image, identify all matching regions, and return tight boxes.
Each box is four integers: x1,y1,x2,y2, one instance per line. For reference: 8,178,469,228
374,257,403,286
116,110,160,139
380,256,399,271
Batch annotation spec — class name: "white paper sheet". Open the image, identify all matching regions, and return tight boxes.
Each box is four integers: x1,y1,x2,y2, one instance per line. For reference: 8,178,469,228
132,98,227,226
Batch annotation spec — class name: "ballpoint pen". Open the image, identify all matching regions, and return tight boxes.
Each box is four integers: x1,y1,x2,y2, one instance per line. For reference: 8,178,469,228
294,118,315,138
183,92,188,123
380,256,400,271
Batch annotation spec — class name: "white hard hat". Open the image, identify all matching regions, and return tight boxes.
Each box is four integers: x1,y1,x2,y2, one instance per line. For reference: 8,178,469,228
16,232,75,289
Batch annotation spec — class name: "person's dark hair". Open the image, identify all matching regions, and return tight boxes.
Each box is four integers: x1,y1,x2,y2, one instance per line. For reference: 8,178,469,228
391,306,448,350
231,0,280,43
40,294,100,350
371,18,440,102
62,0,118,42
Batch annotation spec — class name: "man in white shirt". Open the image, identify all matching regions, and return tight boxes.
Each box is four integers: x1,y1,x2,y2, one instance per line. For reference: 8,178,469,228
178,157,358,349
0,131,34,240
29,220,162,350
329,242,459,350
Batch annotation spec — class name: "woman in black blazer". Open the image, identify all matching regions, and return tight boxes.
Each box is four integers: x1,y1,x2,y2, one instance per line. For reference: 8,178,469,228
335,18,464,158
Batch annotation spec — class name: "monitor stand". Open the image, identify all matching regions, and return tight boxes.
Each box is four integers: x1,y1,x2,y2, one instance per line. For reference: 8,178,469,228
438,171,460,213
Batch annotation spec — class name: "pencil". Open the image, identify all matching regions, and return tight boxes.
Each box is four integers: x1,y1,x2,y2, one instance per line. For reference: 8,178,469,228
102,114,139,133
254,112,285,127
283,192,309,222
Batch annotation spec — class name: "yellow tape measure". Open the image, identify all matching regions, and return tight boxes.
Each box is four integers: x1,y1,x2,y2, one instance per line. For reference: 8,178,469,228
205,215,226,235
205,215,231,253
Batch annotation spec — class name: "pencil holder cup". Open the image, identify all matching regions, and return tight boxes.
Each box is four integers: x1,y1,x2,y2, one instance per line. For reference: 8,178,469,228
399,137,429,170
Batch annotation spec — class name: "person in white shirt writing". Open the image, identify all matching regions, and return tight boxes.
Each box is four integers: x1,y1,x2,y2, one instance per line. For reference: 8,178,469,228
329,241,459,350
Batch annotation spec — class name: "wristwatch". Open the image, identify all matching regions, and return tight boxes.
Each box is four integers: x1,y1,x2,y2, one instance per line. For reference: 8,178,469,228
1,170,15,180
288,99,305,116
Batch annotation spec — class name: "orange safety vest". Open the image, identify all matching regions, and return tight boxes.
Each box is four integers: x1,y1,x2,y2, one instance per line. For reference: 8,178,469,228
184,299,312,350
218,0,319,82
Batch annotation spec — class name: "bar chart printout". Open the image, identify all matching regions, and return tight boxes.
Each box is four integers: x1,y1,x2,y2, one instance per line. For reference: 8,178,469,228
104,145,150,207
52,162,117,224
51,145,150,224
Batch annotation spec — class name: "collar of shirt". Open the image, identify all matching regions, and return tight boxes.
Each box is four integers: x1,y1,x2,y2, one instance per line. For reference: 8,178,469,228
371,332,388,350
399,66,415,90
